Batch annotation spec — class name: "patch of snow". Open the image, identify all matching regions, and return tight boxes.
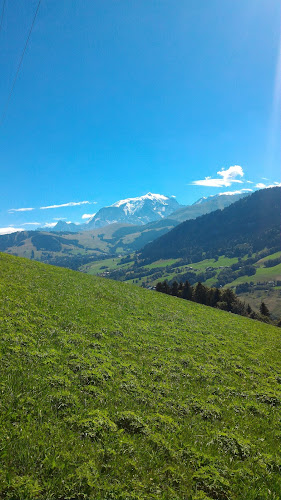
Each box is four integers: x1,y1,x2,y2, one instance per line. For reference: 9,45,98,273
218,189,253,196
111,192,169,209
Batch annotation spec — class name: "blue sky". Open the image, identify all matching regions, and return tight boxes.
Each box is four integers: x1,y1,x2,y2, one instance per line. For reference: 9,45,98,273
0,0,280,233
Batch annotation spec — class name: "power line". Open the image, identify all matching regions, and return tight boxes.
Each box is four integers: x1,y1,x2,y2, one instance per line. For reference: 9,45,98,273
0,0,41,127
0,0,6,34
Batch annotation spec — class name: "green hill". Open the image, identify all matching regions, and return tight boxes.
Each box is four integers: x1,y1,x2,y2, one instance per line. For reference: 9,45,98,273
1,253,281,499
0,220,178,269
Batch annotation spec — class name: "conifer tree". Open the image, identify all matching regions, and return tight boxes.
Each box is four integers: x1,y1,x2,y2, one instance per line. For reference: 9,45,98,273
208,287,221,307
162,280,170,295
246,304,252,315
182,280,193,300
193,282,207,305
170,281,179,296
260,301,270,317
178,282,184,297
221,288,236,311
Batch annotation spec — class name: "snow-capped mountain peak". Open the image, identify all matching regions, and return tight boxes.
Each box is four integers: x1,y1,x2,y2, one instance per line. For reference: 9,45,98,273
87,193,181,229
192,196,209,205
112,192,169,209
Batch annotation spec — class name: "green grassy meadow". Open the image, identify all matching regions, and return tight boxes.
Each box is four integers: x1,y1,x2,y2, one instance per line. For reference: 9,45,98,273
238,288,281,320
1,253,281,499
228,263,281,286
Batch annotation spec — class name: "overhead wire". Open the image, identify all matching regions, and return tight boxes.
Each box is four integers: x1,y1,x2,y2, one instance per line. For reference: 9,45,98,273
0,0,41,127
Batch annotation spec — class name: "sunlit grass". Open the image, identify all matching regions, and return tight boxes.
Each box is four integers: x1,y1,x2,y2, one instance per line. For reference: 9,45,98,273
0,253,281,499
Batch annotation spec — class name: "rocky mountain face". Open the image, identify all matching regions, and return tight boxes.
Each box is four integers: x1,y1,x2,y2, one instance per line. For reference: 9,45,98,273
85,193,181,229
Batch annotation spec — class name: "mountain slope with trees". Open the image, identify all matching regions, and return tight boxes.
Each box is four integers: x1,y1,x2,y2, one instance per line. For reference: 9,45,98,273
140,187,280,262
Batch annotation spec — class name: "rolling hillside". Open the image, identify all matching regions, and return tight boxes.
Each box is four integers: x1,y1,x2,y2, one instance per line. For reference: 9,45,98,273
0,220,177,269
1,253,281,499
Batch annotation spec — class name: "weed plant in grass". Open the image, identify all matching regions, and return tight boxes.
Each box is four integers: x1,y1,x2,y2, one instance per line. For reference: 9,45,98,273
0,253,281,499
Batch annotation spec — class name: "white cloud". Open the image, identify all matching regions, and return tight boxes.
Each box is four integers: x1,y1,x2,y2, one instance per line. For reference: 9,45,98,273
192,165,244,187
53,217,67,221
218,189,253,196
0,227,25,235
82,213,96,219
8,207,34,213
41,222,57,228
40,200,96,210
255,182,281,189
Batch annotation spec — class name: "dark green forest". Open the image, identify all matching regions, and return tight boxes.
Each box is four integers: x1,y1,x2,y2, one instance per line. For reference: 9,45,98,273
140,187,280,263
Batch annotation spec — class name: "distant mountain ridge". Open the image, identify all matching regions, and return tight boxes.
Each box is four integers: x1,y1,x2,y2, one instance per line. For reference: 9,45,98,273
43,221,80,233
168,192,249,223
47,191,249,232
0,189,276,278
85,192,181,229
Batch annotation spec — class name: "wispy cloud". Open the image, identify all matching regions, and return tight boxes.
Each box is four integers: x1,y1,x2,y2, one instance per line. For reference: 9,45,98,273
41,222,57,228
8,207,34,213
53,217,67,221
218,189,253,196
192,165,244,187
21,222,41,226
82,213,96,220
255,182,281,189
40,200,96,210
0,226,25,235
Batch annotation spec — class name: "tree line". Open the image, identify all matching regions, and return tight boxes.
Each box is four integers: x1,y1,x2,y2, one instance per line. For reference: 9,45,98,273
155,280,279,326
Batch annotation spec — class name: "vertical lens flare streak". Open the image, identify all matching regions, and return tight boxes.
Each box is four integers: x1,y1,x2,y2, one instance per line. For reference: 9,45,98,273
266,33,281,176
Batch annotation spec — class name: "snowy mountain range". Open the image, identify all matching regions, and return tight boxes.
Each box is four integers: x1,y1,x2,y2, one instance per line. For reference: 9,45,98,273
85,193,181,229
46,191,250,232
168,192,249,223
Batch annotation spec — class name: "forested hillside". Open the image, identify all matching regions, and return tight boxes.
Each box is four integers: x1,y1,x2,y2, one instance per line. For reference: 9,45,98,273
140,187,280,262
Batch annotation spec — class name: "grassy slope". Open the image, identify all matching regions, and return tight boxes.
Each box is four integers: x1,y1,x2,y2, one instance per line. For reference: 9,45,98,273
81,256,134,275
228,263,281,286
1,253,281,499
238,288,281,320
101,252,280,283
83,255,240,280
